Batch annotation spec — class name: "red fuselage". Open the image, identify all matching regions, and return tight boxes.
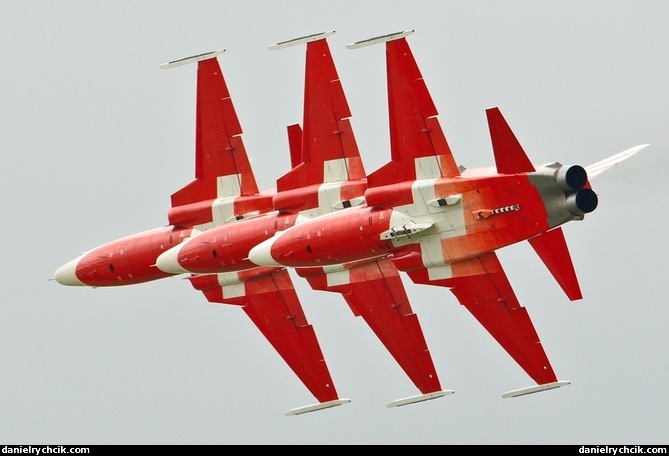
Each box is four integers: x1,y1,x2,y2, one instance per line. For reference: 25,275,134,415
172,211,299,274
55,226,194,287
249,169,596,271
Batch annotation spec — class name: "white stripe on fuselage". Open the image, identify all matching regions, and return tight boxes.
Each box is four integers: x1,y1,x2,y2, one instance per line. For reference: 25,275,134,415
388,178,466,268
189,174,243,232
296,180,364,223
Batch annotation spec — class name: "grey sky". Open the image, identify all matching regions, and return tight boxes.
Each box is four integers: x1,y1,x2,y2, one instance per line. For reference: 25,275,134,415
1,0,667,444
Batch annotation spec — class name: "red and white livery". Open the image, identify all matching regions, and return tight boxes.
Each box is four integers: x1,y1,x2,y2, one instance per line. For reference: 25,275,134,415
55,48,348,416
55,29,646,411
249,30,647,398
156,32,452,409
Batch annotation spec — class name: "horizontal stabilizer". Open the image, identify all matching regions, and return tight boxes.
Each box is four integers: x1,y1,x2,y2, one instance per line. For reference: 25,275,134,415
386,390,454,408
486,107,535,174
287,123,303,169
501,380,570,398
585,144,648,178
528,227,582,301
285,398,351,416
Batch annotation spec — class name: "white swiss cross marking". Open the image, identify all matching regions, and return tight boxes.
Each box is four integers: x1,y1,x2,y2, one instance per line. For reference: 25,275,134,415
388,178,467,269
324,158,349,183
414,156,442,180
217,272,246,299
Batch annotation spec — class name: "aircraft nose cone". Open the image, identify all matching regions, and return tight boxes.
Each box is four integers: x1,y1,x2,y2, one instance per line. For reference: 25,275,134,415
249,236,282,267
54,256,85,286
156,244,189,274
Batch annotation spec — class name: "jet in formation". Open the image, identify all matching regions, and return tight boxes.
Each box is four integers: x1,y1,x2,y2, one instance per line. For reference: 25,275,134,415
54,30,646,415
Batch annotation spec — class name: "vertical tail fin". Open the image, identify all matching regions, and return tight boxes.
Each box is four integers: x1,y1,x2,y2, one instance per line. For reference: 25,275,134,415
585,144,648,179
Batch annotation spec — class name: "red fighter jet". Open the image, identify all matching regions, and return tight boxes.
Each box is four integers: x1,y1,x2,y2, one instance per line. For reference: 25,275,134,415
53,47,353,416
156,31,453,411
54,31,452,415
248,30,647,398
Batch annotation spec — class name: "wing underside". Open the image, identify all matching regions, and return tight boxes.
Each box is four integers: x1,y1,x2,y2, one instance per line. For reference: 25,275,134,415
187,269,347,413
298,258,452,405
367,35,460,187
276,35,366,193
165,54,274,229
171,56,261,208
407,252,563,390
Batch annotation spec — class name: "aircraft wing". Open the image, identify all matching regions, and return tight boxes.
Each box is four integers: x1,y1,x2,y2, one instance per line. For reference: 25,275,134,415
187,268,349,415
297,258,453,407
273,32,366,194
406,252,569,397
353,31,460,187
164,52,272,228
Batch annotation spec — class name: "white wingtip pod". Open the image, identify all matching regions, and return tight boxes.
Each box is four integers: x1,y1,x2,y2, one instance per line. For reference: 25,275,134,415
502,380,571,398
268,31,335,50
386,390,454,408
346,29,414,49
284,398,351,416
160,49,226,69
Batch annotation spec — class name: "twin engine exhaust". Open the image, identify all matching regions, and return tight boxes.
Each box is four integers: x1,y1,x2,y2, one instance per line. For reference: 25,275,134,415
555,164,598,216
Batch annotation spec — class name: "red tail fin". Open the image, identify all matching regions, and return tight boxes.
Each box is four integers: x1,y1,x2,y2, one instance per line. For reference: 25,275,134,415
287,123,303,169
528,228,583,301
486,107,535,174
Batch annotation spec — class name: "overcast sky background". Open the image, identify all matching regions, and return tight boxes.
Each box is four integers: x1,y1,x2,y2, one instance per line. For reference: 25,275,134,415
1,0,667,445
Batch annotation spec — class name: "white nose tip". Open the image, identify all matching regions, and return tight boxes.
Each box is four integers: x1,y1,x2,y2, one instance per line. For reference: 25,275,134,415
249,236,281,267
54,256,85,286
156,243,189,274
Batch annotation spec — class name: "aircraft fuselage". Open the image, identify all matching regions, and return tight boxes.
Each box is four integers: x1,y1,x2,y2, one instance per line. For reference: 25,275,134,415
249,165,597,270
54,226,194,287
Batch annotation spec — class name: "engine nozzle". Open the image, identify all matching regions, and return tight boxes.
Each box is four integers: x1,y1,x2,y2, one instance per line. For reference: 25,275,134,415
556,165,588,192
566,188,598,216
